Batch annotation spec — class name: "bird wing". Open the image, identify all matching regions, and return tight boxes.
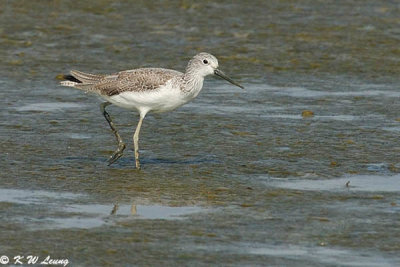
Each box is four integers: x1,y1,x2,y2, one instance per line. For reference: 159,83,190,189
81,68,183,96
70,70,106,83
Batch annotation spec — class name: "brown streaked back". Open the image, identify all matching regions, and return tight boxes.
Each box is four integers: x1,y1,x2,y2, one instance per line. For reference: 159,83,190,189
73,68,183,96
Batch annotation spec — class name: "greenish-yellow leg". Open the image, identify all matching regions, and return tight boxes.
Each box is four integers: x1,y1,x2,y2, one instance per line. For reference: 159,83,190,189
133,116,144,169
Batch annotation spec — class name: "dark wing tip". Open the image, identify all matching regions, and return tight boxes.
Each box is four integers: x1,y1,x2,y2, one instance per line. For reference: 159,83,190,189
56,74,82,83
64,74,82,83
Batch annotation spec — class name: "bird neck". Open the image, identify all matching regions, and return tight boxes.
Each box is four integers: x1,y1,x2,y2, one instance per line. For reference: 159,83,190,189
181,71,204,95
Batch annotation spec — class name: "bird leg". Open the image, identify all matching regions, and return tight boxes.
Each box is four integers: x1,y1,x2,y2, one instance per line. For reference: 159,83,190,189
100,102,126,165
133,115,144,169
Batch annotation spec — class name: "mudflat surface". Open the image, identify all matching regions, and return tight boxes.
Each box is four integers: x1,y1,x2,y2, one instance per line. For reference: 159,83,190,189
1,1,399,266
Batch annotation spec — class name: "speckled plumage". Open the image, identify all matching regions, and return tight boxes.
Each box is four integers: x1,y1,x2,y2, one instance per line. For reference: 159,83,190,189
70,68,183,96
60,52,243,169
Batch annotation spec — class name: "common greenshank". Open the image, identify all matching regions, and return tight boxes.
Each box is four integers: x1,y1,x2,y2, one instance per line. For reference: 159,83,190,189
60,52,244,169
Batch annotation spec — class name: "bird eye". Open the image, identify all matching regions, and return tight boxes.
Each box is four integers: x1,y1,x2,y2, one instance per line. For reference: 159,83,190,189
203,59,208,64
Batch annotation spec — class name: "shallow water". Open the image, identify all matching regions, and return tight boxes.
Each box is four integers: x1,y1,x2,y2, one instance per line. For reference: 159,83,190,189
268,174,400,192
0,188,204,230
1,0,400,266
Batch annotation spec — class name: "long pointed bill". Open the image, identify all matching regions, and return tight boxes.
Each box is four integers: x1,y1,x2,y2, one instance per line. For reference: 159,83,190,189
214,69,244,89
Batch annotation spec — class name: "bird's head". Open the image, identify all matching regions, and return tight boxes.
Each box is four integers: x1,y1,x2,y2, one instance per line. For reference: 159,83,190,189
186,52,244,89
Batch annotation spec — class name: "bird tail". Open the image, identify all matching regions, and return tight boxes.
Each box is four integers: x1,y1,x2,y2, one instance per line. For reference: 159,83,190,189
59,70,106,92
60,74,82,87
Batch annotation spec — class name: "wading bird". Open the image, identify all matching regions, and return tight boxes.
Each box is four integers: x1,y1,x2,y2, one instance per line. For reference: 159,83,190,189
60,52,244,169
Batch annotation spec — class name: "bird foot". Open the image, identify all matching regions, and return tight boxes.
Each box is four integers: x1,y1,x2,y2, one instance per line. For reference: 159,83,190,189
134,150,141,170
107,144,126,165
135,159,141,170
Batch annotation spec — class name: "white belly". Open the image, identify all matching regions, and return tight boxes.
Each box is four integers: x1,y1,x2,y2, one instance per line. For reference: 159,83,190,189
102,81,190,116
